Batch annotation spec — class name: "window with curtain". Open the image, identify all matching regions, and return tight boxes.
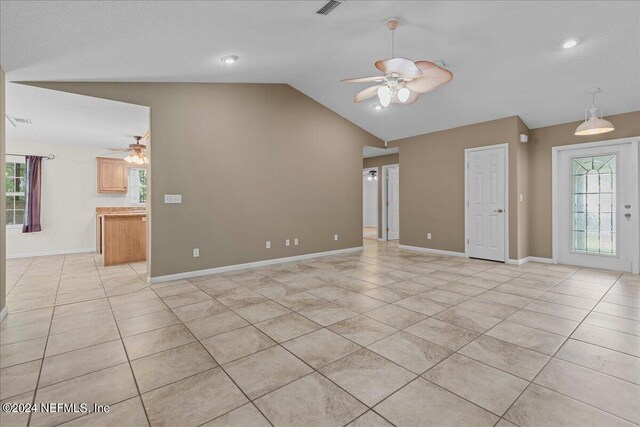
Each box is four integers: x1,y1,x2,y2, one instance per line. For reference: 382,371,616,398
129,168,147,205
5,161,26,226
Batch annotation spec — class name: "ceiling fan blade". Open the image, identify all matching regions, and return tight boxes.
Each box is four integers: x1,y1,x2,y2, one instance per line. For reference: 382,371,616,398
391,90,420,105
354,85,381,103
342,76,385,83
107,148,130,152
375,58,422,78
404,61,453,93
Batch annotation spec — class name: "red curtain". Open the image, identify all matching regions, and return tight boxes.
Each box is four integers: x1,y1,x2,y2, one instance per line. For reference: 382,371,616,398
22,156,42,233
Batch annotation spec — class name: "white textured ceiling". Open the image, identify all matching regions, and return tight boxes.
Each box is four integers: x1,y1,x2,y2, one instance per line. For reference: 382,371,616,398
1,1,638,141
5,83,149,148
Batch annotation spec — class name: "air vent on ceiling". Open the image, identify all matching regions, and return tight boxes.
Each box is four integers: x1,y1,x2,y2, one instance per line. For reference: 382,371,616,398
316,0,341,15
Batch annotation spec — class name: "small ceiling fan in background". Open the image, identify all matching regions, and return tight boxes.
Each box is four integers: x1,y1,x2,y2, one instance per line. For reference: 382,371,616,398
343,19,453,107
106,133,148,165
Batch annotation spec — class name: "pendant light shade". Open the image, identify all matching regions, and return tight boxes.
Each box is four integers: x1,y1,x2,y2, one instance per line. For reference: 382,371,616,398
575,115,615,136
575,89,615,136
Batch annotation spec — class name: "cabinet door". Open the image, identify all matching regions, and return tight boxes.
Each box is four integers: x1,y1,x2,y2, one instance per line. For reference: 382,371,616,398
97,158,128,193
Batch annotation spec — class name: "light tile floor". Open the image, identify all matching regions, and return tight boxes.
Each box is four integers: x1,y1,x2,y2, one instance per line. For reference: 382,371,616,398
1,240,639,426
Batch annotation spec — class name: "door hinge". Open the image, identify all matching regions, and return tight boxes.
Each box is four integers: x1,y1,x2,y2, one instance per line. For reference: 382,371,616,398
386,227,389,231
467,239,469,244
386,201,390,206
466,201,469,207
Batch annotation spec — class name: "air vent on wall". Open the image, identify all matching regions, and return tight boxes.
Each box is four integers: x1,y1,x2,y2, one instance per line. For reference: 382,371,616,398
5,115,32,127
316,0,341,15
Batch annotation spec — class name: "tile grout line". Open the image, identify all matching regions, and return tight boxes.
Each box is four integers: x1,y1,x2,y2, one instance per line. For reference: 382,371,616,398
26,255,65,427
495,267,628,426
94,259,154,427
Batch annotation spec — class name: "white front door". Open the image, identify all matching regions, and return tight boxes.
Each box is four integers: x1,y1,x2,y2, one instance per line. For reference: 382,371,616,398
557,143,636,271
387,165,400,240
467,145,507,262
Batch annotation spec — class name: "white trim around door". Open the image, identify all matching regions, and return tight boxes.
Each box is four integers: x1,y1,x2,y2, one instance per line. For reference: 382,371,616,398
552,136,640,273
464,143,509,262
381,164,400,241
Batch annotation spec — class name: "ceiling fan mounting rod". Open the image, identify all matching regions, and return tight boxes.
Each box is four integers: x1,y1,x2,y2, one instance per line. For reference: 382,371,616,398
387,19,399,59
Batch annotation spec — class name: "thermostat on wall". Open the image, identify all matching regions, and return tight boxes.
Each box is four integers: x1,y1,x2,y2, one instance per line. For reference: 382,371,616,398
164,194,182,204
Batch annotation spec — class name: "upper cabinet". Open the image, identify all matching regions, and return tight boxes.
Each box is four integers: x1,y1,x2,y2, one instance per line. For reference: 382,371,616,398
97,157,128,193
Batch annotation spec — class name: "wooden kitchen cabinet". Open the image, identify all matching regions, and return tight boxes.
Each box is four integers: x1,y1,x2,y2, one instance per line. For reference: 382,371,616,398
97,157,128,193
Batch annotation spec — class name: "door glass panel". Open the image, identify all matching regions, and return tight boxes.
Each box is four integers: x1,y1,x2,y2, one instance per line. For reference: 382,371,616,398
572,155,616,255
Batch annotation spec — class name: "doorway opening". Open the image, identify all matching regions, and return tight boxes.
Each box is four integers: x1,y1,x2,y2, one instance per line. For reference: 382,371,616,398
4,83,152,291
363,168,378,240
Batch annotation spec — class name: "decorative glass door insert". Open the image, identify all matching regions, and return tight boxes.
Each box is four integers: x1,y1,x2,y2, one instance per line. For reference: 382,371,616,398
572,155,616,255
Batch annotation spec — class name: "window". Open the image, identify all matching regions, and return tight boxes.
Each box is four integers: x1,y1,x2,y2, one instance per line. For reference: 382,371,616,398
129,168,147,205
6,161,26,226
572,155,616,255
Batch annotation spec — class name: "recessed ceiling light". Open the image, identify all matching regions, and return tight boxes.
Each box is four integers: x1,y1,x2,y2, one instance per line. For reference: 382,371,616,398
373,104,383,111
221,55,238,64
561,37,580,49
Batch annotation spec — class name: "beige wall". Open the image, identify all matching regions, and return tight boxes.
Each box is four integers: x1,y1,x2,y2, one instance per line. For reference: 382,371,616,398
27,82,383,278
529,111,640,258
389,116,522,257
1,67,6,317
363,153,399,239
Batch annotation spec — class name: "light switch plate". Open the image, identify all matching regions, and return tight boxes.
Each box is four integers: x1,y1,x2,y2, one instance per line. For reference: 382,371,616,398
266,241,271,249
193,248,199,257
294,238,299,246
164,194,182,204
285,239,290,247
334,234,339,241
427,233,432,240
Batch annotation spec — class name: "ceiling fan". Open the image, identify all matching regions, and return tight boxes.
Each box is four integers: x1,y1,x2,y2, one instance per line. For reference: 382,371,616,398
343,19,453,107
108,135,148,165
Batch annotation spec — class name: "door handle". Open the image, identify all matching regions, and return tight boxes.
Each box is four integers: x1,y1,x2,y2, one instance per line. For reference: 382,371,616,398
624,213,631,219
494,209,504,213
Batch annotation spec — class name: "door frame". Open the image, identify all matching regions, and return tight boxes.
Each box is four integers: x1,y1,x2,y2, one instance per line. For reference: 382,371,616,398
552,136,640,273
464,143,509,262
381,164,399,241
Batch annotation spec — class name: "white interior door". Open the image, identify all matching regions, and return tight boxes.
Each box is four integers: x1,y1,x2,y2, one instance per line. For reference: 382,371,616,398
387,166,400,240
557,143,635,271
467,145,507,262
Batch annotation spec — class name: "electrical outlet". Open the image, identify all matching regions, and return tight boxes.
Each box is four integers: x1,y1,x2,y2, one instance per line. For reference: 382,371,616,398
193,248,199,257
520,193,524,202
285,239,290,247
334,234,339,241
294,238,299,246
266,241,271,249
427,233,432,240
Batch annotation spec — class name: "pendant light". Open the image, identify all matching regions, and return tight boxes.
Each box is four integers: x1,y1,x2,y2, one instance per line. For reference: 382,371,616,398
575,88,615,136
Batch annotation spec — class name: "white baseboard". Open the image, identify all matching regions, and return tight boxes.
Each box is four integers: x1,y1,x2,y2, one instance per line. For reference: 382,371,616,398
399,244,466,258
6,247,96,259
528,256,554,264
149,246,364,284
507,256,554,265
0,305,8,322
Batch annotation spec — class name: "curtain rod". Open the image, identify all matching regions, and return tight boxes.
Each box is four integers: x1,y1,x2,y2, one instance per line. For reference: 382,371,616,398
6,153,55,160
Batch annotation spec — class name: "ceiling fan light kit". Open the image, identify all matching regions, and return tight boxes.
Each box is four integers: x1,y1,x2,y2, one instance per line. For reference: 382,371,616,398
343,19,453,108
574,88,615,136
124,135,148,165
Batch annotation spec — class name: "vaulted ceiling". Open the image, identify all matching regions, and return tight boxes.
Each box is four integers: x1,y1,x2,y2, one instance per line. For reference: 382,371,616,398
1,1,638,141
